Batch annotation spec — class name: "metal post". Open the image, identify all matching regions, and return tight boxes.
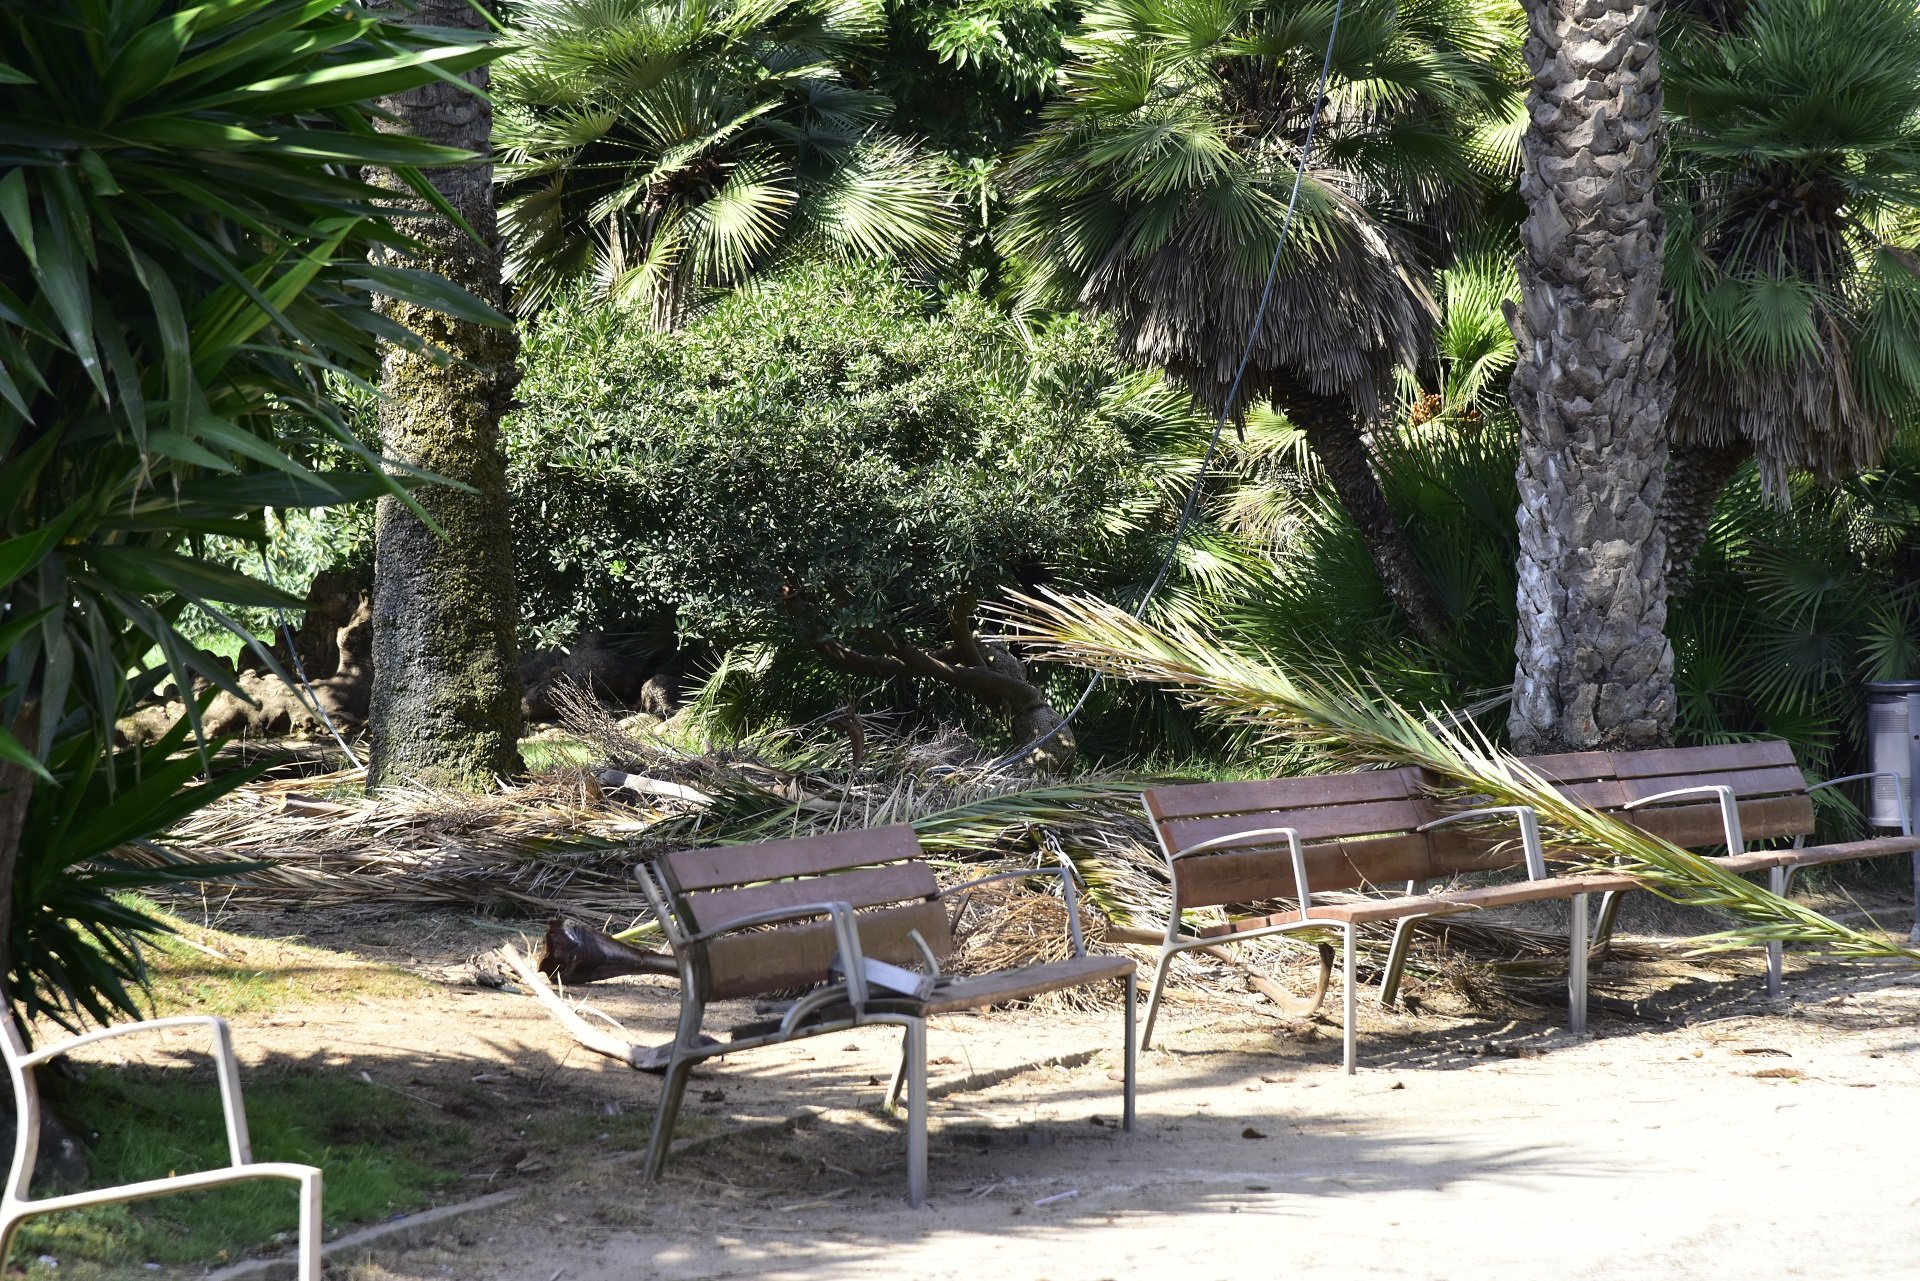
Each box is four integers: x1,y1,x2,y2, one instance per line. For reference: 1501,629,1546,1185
1342,925,1357,1075
1122,976,1137,1133
1909,693,1920,943
1767,866,1787,997
904,1020,929,1207
1568,893,1589,1036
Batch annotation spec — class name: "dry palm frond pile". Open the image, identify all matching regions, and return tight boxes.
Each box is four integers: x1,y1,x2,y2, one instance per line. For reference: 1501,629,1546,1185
148,692,1711,1014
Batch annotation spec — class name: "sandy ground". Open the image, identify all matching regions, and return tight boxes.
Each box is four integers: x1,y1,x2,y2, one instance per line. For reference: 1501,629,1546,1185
71,902,1920,1281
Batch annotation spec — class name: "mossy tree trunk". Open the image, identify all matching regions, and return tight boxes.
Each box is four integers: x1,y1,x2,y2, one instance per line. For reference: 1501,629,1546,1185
1507,0,1678,753
367,0,524,791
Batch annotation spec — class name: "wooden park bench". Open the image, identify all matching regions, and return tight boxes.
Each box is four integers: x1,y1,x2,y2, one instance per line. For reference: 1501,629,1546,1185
1139,766,1639,1074
1523,741,1920,994
634,824,1136,1207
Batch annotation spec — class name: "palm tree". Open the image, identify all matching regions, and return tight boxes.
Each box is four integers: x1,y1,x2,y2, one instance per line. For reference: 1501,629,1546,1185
369,0,527,791
1506,0,1676,753
1002,0,1523,644
1660,0,1920,596
495,0,956,325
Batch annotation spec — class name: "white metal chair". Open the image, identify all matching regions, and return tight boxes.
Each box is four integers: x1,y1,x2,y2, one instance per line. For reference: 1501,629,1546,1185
1,1011,322,1278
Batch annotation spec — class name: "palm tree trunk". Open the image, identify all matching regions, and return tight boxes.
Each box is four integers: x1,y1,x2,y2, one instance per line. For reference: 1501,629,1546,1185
1508,0,1677,753
367,0,524,790
1662,443,1747,599
1285,391,1452,644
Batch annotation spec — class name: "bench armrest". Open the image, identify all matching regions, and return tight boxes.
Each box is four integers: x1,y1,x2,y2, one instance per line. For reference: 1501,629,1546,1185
1418,806,1548,880
1167,826,1313,923
1806,772,1911,836
943,855,1085,956
18,1016,253,1166
1624,784,1743,852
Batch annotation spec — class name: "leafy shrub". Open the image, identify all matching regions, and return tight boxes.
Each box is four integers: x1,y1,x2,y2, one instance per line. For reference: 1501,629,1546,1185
505,263,1161,732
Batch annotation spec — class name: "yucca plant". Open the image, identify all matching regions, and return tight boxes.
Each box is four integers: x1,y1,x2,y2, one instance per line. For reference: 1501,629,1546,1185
0,0,503,1022
1000,589,1920,963
495,0,957,324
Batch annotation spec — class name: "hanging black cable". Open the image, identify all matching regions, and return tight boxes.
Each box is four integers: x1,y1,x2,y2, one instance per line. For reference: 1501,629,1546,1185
989,0,1350,772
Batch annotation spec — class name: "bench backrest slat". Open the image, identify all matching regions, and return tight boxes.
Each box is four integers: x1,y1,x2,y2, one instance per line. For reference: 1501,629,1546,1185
664,824,923,891
703,900,953,1002
1524,744,1815,846
657,825,952,1002
1147,768,1461,910
682,863,939,935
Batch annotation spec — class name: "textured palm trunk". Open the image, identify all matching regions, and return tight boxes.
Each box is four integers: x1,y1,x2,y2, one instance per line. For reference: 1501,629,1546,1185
368,0,524,790
1285,391,1452,645
1508,0,1677,753
1662,442,1747,599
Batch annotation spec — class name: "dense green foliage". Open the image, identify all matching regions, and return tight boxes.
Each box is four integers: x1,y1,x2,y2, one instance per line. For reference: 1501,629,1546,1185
0,0,496,1023
507,264,1155,670
496,0,955,323
1663,0,1920,489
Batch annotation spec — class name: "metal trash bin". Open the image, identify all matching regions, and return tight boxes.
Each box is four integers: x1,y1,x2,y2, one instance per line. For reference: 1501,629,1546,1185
1862,681,1920,942
1864,681,1920,829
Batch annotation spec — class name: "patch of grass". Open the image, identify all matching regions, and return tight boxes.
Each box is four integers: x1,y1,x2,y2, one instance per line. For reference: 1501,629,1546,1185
519,734,596,770
130,900,432,1017
14,1064,471,1278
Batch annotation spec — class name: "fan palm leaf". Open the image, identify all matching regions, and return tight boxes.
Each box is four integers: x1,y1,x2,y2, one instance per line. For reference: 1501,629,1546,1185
497,0,955,320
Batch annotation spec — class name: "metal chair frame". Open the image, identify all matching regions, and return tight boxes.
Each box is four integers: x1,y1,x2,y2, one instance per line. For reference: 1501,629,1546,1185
1,1012,322,1279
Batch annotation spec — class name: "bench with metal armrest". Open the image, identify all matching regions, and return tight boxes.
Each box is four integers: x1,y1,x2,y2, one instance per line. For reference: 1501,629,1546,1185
1140,767,1636,1074
634,824,1135,1207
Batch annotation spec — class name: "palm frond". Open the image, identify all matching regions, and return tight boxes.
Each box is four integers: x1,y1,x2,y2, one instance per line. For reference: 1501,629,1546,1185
998,589,1920,963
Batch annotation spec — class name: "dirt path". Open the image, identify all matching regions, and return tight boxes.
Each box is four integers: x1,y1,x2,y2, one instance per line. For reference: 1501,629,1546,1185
350,953,1919,1280
82,906,1920,1281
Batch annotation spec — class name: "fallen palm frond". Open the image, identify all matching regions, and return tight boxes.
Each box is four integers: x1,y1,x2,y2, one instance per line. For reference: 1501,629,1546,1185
997,588,1920,965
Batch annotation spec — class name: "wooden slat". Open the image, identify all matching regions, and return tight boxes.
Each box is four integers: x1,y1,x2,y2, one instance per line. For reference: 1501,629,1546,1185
916,956,1135,1014
702,900,952,1002
1173,834,1436,910
1618,795,1814,847
1615,765,1810,803
1608,740,1798,779
683,863,938,934
1518,752,1617,785
1158,797,1430,856
1780,834,1920,868
665,824,921,891
1143,768,1418,823
1195,871,1643,933
1426,827,1541,875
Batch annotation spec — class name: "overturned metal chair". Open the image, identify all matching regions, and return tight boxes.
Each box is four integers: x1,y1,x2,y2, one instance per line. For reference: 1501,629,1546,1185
635,824,1137,1206
1,1011,322,1278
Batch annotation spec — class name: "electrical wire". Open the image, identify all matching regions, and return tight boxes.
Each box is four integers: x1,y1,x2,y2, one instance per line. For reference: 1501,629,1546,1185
988,0,1349,772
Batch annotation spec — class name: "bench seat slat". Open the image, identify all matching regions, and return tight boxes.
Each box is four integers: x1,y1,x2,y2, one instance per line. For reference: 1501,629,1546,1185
666,824,921,892
683,863,939,935
911,956,1135,1014
1191,872,1643,935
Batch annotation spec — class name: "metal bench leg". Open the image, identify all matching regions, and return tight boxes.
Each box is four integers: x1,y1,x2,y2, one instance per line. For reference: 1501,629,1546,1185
904,1019,929,1208
1568,893,1590,1036
642,1052,696,1182
1122,973,1137,1133
1140,945,1177,1051
1766,866,1787,998
1594,889,1627,952
1911,851,1920,944
296,1167,324,1281
884,1036,909,1114
1380,915,1423,1007
1342,924,1357,1075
